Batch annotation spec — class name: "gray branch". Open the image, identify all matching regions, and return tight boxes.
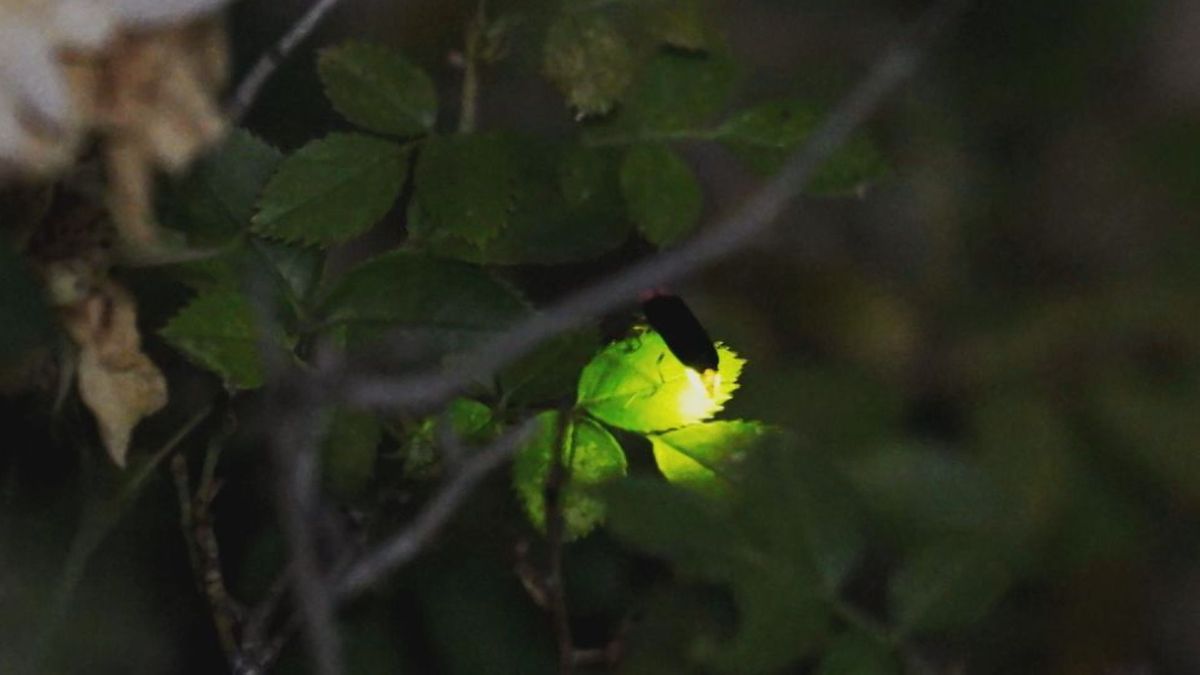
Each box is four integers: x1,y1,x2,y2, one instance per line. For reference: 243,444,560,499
337,418,539,597
226,0,347,123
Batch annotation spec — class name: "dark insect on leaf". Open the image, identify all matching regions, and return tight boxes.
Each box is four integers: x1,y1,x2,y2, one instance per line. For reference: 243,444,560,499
641,293,718,373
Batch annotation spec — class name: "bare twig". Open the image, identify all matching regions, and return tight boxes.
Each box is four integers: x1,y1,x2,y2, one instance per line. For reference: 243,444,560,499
337,418,539,597
332,0,967,414
226,0,347,123
172,445,244,663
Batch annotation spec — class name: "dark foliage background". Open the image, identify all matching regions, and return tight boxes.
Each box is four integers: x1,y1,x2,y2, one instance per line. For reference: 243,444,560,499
4,0,1200,673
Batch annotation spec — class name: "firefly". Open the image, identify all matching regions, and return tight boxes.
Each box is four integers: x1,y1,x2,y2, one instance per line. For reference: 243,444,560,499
639,291,721,394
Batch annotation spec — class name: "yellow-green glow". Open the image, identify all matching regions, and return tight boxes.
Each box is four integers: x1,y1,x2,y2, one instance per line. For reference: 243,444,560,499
577,331,744,433
681,367,715,421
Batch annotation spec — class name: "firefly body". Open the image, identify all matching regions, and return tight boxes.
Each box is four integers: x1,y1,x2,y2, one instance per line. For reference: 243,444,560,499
639,291,720,374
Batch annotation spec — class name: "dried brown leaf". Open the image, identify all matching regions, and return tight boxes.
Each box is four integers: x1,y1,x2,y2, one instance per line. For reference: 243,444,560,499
59,278,167,467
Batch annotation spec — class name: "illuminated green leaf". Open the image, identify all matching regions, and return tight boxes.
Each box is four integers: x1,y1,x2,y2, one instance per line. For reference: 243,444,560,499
253,133,408,245
513,411,627,539
160,290,289,389
717,99,888,195
649,420,768,493
620,144,702,246
543,12,634,116
576,330,744,433
318,42,437,137
318,251,530,351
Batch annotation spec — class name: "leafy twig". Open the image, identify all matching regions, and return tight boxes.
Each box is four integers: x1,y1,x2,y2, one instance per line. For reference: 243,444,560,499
226,0,348,123
331,0,969,414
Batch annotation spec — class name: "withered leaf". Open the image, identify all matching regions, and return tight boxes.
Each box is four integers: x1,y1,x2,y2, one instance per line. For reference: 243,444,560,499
60,279,167,467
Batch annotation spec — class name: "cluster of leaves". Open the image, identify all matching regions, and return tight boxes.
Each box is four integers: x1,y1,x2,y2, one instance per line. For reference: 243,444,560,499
513,330,752,538
138,1,901,672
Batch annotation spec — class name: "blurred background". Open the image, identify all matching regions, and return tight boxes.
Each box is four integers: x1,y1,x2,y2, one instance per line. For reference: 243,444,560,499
4,0,1200,673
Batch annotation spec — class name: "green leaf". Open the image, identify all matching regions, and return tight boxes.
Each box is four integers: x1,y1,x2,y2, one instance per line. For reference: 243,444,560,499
160,129,282,244
717,100,888,195
160,290,287,389
576,330,744,433
738,440,866,594
322,409,383,499
620,144,703,246
410,134,516,245
889,542,1011,636
649,420,768,494
498,329,599,407
513,411,627,539
607,474,831,672
249,238,325,309
0,242,52,364
602,50,737,136
605,477,745,579
318,250,530,351
543,12,634,116
318,42,437,137
398,398,496,478
844,443,1006,544
252,133,408,245
702,566,830,674
411,137,632,265
167,237,324,321
642,0,710,51
815,632,899,675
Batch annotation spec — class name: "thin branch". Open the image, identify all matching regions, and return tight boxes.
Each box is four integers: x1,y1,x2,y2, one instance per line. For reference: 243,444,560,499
270,405,344,675
226,0,347,123
332,0,968,414
241,566,294,662
171,443,245,664
337,418,539,597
